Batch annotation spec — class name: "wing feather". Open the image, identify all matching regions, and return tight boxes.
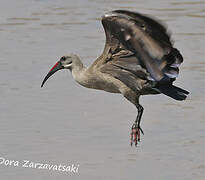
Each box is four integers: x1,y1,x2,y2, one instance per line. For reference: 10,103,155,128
100,63,148,92
95,10,184,87
113,10,172,46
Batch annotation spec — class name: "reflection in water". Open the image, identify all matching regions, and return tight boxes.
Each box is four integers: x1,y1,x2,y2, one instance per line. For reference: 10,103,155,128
148,8,187,11
171,1,205,5
175,33,205,36
7,17,41,21
187,14,205,18
0,22,27,26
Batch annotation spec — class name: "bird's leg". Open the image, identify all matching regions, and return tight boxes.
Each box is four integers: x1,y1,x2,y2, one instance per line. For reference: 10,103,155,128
130,104,144,147
121,91,144,147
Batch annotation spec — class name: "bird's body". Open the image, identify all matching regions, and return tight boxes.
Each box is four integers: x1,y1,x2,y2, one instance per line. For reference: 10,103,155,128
71,66,120,93
71,57,134,94
41,10,189,147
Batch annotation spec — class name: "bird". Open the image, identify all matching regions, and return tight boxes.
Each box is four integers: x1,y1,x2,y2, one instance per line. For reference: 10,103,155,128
41,10,189,147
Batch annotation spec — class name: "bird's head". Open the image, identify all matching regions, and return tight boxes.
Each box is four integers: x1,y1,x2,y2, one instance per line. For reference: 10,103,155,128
41,54,82,87
60,54,82,70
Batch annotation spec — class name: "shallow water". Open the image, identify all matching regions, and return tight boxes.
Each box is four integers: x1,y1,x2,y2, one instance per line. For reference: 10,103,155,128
0,0,205,179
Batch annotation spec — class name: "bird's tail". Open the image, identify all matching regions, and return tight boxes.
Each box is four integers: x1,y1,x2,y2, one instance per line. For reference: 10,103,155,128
160,48,183,79
155,84,189,101
152,47,189,101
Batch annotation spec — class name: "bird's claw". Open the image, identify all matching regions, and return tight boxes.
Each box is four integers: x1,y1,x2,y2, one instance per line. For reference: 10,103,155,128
130,123,144,147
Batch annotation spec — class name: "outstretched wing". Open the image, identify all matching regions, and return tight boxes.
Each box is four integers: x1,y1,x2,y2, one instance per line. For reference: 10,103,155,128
96,10,183,86
113,10,172,47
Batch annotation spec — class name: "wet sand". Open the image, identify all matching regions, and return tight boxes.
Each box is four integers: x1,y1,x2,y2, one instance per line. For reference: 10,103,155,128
0,0,205,179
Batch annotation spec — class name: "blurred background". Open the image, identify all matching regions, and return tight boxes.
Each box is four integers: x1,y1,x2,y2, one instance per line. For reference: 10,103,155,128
0,0,205,179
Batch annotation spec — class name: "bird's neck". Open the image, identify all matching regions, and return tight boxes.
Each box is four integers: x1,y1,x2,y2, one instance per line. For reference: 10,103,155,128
71,63,91,88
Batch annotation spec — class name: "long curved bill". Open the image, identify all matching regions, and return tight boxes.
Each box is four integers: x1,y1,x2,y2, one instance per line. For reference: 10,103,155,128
41,61,64,87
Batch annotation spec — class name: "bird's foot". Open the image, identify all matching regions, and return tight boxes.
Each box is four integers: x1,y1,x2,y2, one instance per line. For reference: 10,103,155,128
130,123,144,147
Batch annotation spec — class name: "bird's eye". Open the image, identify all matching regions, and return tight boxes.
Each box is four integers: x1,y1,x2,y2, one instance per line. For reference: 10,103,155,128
61,56,66,61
